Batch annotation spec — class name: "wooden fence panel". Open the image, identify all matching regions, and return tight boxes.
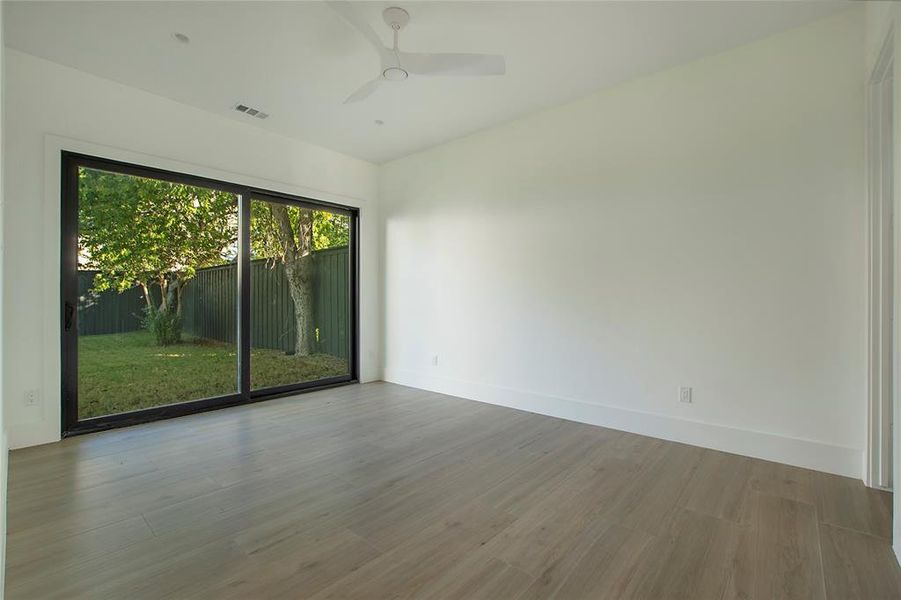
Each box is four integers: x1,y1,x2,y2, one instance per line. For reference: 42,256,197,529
312,248,349,360
183,262,238,346
77,272,146,335
80,246,349,361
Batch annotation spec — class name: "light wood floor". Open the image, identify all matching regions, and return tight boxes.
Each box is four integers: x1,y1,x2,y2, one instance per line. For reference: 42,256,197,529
5,382,900,599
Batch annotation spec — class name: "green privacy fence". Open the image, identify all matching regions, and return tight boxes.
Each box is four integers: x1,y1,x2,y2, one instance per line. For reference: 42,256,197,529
77,246,350,359
77,273,147,336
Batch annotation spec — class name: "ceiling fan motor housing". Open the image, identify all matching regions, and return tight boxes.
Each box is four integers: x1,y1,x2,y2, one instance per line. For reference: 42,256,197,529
383,7,410,30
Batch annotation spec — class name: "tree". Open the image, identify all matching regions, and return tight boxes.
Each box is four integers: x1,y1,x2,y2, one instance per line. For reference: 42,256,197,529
313,211,350,250
79,165,347,353
250,202,348,356
78,168,237,321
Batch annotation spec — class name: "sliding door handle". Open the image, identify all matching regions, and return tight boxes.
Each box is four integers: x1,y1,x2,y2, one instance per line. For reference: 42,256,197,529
64,301,75,332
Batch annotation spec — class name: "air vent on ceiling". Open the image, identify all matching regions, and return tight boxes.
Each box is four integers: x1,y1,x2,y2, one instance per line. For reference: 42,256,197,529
234,103,269,120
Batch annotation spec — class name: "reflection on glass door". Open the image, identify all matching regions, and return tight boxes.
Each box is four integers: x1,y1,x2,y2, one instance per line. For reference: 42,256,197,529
74,166,238,420
249,196,352,390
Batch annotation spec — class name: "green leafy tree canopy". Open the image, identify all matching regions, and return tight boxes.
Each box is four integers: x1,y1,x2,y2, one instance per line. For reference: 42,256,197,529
78,167,238,312
250,202,348,261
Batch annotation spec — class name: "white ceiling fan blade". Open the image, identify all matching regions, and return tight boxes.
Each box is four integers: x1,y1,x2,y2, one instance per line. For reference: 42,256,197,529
399,52,506,77
344,78,383,104
328,1,390,61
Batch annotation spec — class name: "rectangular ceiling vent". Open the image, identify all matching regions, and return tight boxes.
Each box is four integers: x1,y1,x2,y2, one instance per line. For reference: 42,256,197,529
234,103,269,120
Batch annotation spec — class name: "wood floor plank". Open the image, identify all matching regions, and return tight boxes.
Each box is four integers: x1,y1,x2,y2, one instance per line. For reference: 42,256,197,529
530,523,653,600
819,522,901,599
416,552,536,600
188,528,383,600
603,442,705,536
813,471,893,540
617,508,746,599
749,459,816,505
7,468,222,544
679,450,753,524
473,427,622,520
482,458,638,579
309,500,517,600
751,492,826,600
3,515,155,585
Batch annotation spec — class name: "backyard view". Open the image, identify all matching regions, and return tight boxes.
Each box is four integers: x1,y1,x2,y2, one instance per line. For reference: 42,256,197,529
76,167,351,420
77,331,347,419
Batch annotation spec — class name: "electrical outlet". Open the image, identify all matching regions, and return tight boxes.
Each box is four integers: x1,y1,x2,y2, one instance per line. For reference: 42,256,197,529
24,389,40,406
432,355,439,367
679,386,692,404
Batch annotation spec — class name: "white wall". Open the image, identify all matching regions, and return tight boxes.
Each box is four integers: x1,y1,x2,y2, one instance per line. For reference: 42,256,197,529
380,9,866,478
3,49,380,449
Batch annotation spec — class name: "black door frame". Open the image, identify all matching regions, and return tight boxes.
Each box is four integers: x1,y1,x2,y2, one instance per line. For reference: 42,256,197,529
61,151,360,436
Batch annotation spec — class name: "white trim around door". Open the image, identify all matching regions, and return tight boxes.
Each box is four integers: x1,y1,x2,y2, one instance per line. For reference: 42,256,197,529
867,28,895,491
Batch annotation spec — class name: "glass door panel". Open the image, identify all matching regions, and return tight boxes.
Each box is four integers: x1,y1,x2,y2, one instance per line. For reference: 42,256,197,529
249,196,352,390
75,166,239,420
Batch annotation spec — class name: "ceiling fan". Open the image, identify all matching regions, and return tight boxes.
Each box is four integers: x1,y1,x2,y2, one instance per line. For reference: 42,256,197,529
330,2,506,104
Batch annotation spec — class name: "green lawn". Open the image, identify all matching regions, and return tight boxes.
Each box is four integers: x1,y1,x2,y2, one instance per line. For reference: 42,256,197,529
78,331,348,419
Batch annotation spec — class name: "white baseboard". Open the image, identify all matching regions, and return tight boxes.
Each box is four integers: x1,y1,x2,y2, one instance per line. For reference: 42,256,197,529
8,423,60,451
382,368,863,480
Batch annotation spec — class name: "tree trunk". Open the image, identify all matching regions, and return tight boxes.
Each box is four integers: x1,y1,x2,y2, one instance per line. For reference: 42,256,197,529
175,281,184,317
269,203,314,356
158,276,169,313
167,278,182,316
140,282,153,310
284,255,314,356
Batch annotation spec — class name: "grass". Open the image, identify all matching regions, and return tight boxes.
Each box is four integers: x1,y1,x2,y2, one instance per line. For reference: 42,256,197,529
77,330,348,419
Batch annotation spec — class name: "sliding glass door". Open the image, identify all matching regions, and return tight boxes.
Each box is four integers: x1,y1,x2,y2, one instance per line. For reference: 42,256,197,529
61,153,358,435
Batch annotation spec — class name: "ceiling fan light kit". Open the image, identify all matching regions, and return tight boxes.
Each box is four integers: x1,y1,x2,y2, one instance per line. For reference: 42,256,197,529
382,66,408,81
331,2,507,104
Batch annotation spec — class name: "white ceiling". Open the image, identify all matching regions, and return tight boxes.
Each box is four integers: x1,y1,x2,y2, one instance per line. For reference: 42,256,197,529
5,1,850,164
